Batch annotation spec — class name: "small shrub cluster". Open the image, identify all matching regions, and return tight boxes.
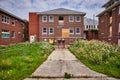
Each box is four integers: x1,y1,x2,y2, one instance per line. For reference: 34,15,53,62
0,42,55,80
69,40,120,78
64,72,72,79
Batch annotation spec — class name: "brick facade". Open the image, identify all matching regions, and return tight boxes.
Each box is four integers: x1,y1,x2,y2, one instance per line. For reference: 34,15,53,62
98,0,120,45
0,8,25,45
29,8,86,45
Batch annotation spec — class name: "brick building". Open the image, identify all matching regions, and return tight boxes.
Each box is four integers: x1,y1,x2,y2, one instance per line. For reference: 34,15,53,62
0,8,26,45
29,8,86,44
97,0,120,46
84,17,98,40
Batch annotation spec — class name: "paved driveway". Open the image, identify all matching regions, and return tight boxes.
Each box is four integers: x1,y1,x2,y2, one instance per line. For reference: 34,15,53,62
25,49,118,80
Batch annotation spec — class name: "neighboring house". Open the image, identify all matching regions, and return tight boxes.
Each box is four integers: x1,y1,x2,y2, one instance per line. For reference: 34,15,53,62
0,8,26,45
29,8,86,44
97,0,120,46
84,17,98,40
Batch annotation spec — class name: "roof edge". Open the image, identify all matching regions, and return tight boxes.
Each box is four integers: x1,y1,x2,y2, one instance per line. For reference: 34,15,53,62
37,8,86,16
0,8,25,22
97,1,120,17
102,0,111,7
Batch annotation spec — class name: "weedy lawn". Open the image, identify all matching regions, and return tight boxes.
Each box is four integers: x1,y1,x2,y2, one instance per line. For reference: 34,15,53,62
0,42,55,80
69,40,120,78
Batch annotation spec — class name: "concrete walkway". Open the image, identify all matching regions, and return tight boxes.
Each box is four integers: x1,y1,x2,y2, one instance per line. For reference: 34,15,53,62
24,49,118,80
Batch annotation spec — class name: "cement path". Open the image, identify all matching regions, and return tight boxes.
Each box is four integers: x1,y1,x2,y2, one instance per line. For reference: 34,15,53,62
24,49,118,80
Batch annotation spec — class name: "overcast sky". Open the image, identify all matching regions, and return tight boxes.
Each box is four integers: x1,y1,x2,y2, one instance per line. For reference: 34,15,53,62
0,0,109,20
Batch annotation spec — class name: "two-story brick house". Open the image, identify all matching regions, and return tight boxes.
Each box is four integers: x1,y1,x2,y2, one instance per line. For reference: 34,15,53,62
29,8,86,44
97,0,120,45
0,8,25,45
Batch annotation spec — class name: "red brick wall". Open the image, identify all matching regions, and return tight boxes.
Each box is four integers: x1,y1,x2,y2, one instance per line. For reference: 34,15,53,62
29,13,39,42
98,6,120,45
0,12,25,45
38,15,84,44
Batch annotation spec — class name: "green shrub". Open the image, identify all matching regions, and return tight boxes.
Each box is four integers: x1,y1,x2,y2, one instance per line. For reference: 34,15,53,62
64,72,72,79
0,59,12,69
69,40,120,78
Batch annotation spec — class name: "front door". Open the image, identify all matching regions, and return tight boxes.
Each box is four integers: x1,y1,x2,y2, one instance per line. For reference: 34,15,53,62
30,35,35,43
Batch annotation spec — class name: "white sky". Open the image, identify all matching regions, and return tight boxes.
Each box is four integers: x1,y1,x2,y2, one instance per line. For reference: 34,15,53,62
0,0,109,20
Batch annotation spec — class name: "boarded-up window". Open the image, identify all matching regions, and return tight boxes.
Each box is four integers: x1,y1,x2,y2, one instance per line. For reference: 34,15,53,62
119,23,120,32
109,26,112,37
118,39,120,46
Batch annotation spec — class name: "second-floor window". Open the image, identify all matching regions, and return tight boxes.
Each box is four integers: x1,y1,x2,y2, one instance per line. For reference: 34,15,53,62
69,16,74,22
59,16,64,25
42,16,47,22
42,27,47,34
12,20,16,26
49,16,54,22
76,16,80,22
76,27,80,34
2,15,10,24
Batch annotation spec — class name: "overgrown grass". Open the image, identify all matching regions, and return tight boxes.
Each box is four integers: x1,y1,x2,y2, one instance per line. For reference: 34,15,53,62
69,40,120,78
0,42,55,80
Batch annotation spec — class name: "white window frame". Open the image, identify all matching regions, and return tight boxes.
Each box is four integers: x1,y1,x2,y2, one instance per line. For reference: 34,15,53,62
49,27,54,34
76,27,80,34
119,23,120,32
42,16,47,22
2,29,10,38
42,27,47,34
12,20,16,26
49,16,54,22
76,16,80,22
69,16,74,22
2,15,10,24
119,6,120,14
12,31,15,38
69,27,74,34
